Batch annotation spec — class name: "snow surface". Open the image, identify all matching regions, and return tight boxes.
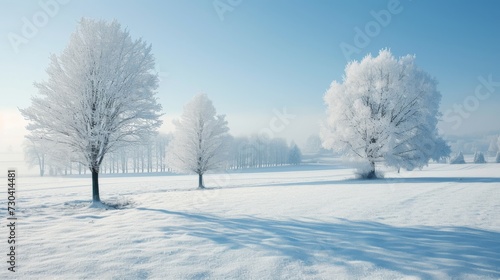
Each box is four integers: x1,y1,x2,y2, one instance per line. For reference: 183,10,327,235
3,163,500,279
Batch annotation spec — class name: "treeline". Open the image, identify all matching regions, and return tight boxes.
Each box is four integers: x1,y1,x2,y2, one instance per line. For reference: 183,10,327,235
24,134,173,176
448,134,500,156
228,136,302,169
24,134,302,176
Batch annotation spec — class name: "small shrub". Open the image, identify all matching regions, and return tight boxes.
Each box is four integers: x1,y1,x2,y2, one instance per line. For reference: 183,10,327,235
450,152,465,164
473,152,486,163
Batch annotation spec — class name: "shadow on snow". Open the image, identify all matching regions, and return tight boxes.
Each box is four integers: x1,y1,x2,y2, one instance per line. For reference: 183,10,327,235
138,207,500,279
265,177,500,188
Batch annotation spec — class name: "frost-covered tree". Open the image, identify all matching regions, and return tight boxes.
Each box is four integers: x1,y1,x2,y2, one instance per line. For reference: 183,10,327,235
227,135,294,169
321,49,449,178
23,137,53,176
20,19,162,204
473,151,486,163
304,134,326,154
288,142,302,165
496,151,500,163
154,133,172,172
167,94,230,188
430,137,451,163
487,137,498,156
450,152,466,164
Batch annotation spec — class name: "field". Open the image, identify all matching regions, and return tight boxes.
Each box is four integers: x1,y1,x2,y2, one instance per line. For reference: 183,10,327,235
3,162,500,279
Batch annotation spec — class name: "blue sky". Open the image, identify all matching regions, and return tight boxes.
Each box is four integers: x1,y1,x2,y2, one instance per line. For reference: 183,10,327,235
1,0,500,150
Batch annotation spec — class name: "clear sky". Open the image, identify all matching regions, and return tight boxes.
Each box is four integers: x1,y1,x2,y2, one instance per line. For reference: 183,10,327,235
1,0,500,152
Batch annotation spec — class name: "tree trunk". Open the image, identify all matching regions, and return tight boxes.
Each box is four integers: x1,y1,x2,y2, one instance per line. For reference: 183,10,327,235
40,156,45,177
92,168,101,202
367,161,376,179
198,173,205,189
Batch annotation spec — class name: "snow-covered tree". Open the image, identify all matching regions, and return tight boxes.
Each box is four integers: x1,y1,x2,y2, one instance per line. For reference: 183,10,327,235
227,136,300,169
20,18,162,204
304,134,326,154
288,142,302,165
47,143,76,175
154,133,172,172
430,137,451,163
450,152,466,164
496,151,500,163
487,137,498,156
321,49,449,178
473,151,486,163
167,94,230,188
23,137,53,176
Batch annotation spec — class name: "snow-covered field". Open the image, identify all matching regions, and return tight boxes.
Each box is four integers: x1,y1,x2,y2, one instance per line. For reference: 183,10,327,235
3,163,500,279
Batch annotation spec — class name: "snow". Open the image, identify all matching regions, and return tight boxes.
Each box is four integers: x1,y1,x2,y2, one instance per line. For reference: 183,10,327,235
4,162,500,279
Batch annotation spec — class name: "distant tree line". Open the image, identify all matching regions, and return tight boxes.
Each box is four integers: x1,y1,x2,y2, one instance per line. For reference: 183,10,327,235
24,134,173,176
448,134,500,157
24,133,303,177
228,136,302,169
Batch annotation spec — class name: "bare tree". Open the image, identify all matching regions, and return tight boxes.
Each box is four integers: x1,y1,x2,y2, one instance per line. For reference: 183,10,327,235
20,18,162,204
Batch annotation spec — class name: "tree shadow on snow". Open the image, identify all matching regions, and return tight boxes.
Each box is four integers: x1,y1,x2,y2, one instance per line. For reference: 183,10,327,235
379,177,500,184
265,176,500,188
138,207,500,279
84,196,136,210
